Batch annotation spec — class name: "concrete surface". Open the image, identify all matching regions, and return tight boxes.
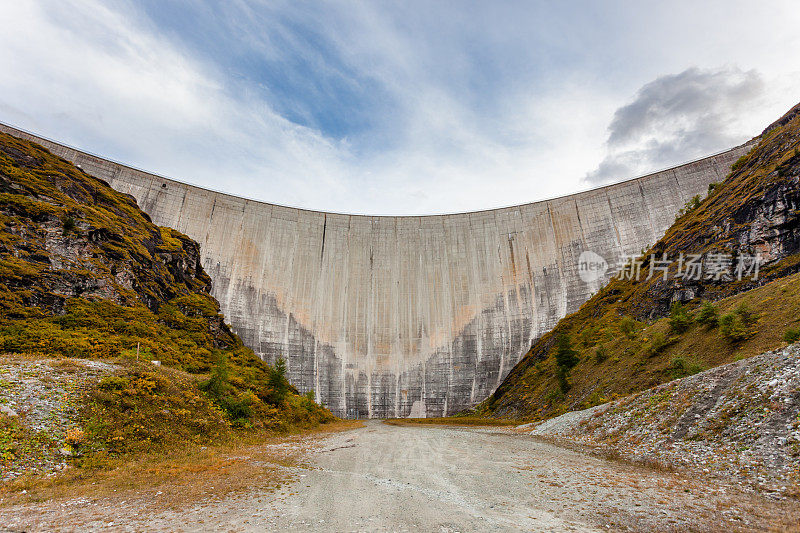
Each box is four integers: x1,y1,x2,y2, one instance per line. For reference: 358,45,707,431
0,122,754,417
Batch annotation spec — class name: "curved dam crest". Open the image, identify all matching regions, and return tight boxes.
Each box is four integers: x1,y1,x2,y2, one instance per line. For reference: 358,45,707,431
0,122,753,418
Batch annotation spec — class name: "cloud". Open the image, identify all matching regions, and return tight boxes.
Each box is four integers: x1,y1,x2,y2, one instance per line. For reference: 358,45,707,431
2,1,799,214
0,0,355,207
0,0,614,215
585,66,765,184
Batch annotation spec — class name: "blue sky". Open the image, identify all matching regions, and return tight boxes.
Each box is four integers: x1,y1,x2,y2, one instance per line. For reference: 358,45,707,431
1,1,799,215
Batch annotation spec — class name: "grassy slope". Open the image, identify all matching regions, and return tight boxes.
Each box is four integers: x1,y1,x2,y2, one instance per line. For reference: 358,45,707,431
484,272,800,420
0,133,336,487
480,102,800,421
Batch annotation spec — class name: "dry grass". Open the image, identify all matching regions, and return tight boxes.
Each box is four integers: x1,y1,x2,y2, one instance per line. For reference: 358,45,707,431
383,416,518,427
46,358,87,373
0,420,362,509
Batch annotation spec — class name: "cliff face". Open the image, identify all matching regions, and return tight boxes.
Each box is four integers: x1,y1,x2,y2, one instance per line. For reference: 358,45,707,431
629,104,800,316
484,101,800,419
0,131,237,351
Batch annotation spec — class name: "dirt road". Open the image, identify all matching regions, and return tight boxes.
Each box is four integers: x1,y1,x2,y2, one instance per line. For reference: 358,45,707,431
3,420,798,532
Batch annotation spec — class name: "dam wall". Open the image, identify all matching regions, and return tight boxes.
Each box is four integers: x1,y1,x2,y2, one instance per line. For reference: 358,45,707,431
0,122,754,418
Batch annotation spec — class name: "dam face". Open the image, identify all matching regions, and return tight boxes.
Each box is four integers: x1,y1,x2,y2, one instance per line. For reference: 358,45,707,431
0,123,752,418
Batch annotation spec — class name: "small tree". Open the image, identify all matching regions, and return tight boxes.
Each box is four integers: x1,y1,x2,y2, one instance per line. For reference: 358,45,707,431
669,301,693,334
676,195,703,218
200,353,253,424
719,304,758,343
696,301,719,326
266,357,290,405
201,352,231,399
62,216,76,235
719,313,749,342
554,334,579,393
645,331,671,356
554,333,579,371
594,344,608,363
618,316,639,339
668,356,705,379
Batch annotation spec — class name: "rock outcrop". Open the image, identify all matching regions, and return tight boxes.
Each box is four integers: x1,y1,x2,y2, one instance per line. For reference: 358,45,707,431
0,131,238,350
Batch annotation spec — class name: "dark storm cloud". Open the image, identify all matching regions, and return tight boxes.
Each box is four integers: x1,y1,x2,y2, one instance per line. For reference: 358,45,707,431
586,67,764,184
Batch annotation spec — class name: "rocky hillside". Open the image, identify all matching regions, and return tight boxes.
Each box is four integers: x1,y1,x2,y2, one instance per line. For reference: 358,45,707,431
0,131,239,363
0,132,335,482
523,343,800,499
482,101,800,419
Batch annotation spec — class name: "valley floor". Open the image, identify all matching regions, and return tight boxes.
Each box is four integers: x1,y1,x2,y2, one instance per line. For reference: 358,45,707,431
2,421,798,532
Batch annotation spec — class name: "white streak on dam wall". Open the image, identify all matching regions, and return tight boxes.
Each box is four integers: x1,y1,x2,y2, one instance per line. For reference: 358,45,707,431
0,123,753,418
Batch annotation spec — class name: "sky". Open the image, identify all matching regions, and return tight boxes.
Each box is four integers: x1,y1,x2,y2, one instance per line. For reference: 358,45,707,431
0,1,799,215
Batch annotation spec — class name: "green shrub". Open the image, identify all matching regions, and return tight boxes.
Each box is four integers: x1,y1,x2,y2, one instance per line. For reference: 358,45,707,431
734,302,758,324
83,363,231,457
553,334,578,394
719,303,758,342
264,357,290,405
731,154,748,171
784,327,800,344
676,195,703,219
199,353,254,424
645,332,673,356
578,326,601,348
62,216,76,234
554,334,579,371
668,356,705,379
668,301,693,334
581,391,609,409
594,344,608,363
719,313,748,342
696,301,719,326
173,293,220,318
98,375,130,391
618,316,639,339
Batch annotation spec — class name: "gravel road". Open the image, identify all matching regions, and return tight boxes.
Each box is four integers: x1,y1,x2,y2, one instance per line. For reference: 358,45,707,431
3,420,798,532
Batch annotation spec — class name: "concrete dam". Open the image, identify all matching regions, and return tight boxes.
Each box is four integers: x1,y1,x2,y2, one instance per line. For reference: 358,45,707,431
0,122,753,418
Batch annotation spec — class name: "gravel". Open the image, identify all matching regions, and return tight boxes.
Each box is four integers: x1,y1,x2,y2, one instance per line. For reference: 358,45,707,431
522,343,800,498
0,356,117,481
4,421,798,532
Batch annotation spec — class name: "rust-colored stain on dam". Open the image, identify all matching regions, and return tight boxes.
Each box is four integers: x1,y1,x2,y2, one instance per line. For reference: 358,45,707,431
0,123,753,418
